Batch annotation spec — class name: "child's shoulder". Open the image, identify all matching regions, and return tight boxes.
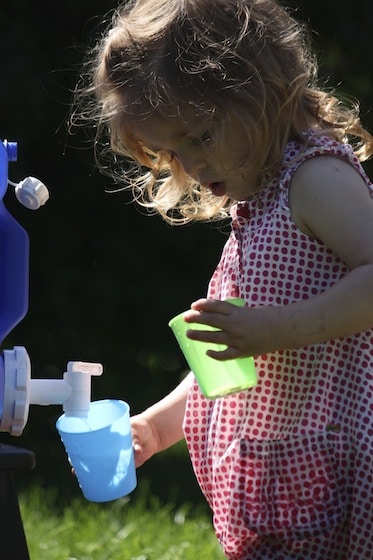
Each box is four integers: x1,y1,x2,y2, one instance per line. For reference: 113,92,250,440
292,153,368,190
283,130,371,190
289,149,373,240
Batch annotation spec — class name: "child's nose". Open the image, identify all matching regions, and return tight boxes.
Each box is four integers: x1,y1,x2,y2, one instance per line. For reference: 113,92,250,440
175,149,205,179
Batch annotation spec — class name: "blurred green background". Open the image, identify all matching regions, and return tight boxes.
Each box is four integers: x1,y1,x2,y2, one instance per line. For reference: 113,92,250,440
1,0,372,506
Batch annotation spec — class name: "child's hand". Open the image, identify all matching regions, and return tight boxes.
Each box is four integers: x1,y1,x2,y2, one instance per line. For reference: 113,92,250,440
130,414,161,468
183,298,278,360
70,415,158,474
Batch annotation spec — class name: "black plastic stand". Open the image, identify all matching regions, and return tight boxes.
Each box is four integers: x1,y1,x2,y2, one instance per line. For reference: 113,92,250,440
0,444,35,560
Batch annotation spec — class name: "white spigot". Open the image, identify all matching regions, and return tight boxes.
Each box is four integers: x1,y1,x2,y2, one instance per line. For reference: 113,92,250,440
0,346,103,436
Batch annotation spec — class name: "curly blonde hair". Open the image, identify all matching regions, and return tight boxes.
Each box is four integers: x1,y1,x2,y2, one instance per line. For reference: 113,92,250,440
71,0,373,225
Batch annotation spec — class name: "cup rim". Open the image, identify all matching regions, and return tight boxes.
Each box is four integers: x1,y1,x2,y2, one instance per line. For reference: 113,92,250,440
56,398,129,434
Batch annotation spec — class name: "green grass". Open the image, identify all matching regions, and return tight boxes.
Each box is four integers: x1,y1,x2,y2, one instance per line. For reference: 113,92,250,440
19,483,226,560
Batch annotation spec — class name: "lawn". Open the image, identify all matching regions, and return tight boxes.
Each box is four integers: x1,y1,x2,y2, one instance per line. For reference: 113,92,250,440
20,482,226,560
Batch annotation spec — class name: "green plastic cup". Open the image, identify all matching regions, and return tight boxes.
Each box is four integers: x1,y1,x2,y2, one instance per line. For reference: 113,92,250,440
168,298,256,398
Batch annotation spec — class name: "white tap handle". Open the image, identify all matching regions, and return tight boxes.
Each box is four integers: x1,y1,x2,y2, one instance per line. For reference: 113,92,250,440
67,361,103,376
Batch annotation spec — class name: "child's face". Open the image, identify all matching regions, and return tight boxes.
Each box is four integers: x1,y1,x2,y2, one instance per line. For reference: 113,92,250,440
130,111,256,201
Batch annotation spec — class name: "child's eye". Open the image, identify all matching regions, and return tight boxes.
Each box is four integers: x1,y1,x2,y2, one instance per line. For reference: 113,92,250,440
192,131,212,146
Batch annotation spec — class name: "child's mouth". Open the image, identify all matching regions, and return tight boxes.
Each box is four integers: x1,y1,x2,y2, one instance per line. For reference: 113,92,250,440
208,181,226,197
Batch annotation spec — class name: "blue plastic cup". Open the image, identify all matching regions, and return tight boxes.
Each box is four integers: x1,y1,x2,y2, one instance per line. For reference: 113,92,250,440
56,399,137,502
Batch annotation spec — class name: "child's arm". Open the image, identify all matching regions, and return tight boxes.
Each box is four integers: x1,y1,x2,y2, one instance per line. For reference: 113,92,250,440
131,372,193,467
183,156,373,359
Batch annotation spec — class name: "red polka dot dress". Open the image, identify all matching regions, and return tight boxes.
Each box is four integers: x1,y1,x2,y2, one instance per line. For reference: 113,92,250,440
183,133,373,559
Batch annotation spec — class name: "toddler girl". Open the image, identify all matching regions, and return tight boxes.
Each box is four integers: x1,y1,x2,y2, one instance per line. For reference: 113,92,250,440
73,0,373,558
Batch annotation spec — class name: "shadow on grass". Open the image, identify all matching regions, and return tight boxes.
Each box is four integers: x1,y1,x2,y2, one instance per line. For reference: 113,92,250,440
4,431,208,516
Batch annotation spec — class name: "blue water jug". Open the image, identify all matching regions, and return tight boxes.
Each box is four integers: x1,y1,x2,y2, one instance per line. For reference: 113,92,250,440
0,140,29,347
